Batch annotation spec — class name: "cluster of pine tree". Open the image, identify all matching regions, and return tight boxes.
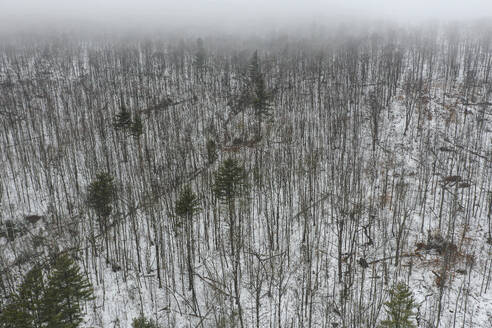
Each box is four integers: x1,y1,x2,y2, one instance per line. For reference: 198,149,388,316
0,254,93,328
113,106,144,138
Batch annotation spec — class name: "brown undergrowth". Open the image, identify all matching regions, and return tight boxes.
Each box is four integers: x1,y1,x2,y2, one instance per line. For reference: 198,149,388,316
413,228,475,287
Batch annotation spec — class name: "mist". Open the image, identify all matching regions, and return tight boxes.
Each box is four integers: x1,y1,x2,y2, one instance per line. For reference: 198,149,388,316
3,1,492,328
1,0,492,36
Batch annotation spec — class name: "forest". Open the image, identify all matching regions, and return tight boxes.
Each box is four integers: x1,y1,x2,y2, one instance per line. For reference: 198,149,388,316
0,21,492,327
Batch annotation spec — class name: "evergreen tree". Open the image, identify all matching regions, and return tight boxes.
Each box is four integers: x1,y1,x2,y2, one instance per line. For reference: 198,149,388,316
175,185,201,296
0,266,45,328
130,113,144,138
213,158,248,204
206,139,217,164
87,172,116,221
175,185,201,222
113,107,132,131
248,50,261,83
0,300,28,328
380,282,417,328
132,314,160,328
43,254,94,328
87,172,116,257
248,51,271,135
213,158,248,328
194,37,206,75
114,106,144,138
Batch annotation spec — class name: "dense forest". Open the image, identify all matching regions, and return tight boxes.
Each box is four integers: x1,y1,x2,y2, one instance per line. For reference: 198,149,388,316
1,22,492,327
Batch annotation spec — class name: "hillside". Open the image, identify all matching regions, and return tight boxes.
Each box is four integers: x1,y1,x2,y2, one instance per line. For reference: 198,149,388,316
1,26,492,327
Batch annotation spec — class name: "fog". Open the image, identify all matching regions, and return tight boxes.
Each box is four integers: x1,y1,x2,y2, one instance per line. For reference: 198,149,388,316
1,0,492,35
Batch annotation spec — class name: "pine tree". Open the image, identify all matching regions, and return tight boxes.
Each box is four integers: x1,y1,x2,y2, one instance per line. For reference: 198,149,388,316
130,113,144,138
87,172,116,257
114,104,145,138
0,266,45,328
43,254,94,328
206,139,217,164
380,282,417,328
248,50,261,83
113,107,132,131
0,257,94,328
248,51,271,136
213,158,248,204
132,314,160,328
194,38,206,78
176,185,201,222
175,186,199,297
175,185,201,297
213,158,248,328
87,172,116,220
0,301,28,328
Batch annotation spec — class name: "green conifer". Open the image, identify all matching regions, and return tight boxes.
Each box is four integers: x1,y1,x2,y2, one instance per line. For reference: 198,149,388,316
175,185,201,222
0,266,45,328
87,172,116,220
130,113,144,138
175,184,201,293
380,282,417,328
213,158,248,203
113,107,132,131
248,51,271,135
206,139,217,164
132,314,160,328
43,254,94,328
194,38,206,73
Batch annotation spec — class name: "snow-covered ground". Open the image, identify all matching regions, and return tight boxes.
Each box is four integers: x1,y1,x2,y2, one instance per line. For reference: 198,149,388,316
1,32,492,327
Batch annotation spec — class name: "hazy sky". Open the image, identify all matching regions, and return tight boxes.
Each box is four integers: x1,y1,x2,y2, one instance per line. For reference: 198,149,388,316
1,0,492,33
